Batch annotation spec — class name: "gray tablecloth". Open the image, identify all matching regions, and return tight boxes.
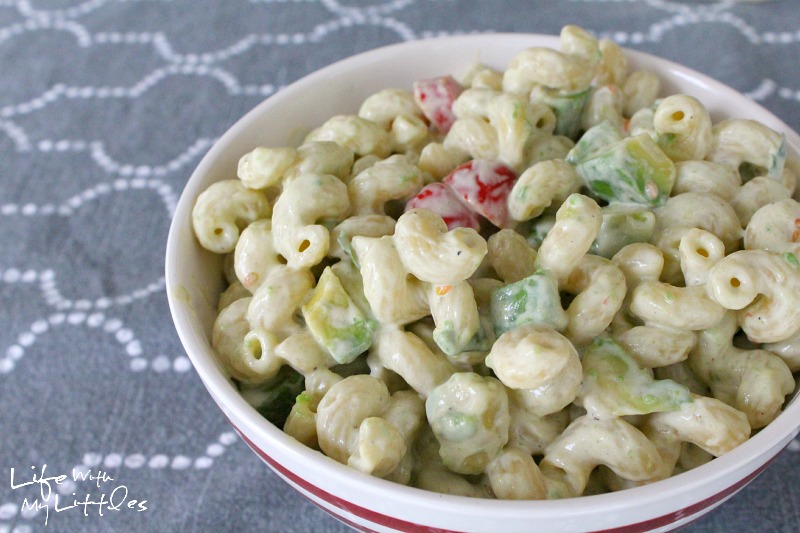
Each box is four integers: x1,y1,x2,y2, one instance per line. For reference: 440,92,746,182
1,1,799,532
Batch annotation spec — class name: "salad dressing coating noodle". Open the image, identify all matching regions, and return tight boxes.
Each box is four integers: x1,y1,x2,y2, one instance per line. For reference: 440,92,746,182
192,25,800,499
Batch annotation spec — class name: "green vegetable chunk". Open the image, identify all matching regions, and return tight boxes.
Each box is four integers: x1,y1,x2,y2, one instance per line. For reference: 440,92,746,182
434,318,490,356
238,366,305,428
330,260,374,319
579,337,693,417
302,267,377,364
525,214,556,249
565,120,623,165
575,133,676,207
531,86,591,141
490,270,567,337
590,204,656,258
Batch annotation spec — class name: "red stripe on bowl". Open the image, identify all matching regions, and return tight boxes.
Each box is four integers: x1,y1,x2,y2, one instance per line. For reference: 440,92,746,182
236,430,461,533
232,423,784,533
591,454,779,533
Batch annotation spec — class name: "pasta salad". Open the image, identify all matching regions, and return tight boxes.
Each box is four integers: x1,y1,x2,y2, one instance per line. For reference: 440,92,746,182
191,25,800,500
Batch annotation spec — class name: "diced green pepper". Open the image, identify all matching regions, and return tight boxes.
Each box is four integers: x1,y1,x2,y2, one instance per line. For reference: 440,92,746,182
575,133,676,206
490,270,567,337
580,337,692,417
302,267,377,364
590,204,656,258
434,318,491,356
238,365,305,428
531,86,591,141
565,120,623,164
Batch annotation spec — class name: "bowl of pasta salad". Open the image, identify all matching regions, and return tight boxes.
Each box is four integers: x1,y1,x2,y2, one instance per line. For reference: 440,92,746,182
166,26,800,533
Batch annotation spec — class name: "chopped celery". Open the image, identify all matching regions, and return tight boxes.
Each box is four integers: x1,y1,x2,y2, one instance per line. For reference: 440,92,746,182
580,337,692,417
490,270,567,337
590,204,656,258
575,133,676,206
302,267,377,364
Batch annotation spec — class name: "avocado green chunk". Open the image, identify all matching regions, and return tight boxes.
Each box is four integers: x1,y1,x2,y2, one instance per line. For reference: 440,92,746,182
531,86,591,141
590,204,656,258
489,269,567,337
574,133,676,207
330,260,374,318
302,267,377,364
565,120,623,164
238,365,305,428
580,337,692,417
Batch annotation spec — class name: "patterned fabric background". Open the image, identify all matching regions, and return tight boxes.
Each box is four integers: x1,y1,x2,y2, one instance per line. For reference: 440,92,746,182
1,1,798,532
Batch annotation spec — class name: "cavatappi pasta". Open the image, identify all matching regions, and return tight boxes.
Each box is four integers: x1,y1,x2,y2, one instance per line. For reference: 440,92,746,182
192,25,800,499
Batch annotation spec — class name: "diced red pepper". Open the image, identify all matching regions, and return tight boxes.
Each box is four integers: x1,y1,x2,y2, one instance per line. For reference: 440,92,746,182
413,75,463,133
405,182,480,231
443,159,517,228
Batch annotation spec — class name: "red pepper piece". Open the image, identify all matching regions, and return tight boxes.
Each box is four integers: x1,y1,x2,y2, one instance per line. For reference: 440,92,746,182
443,159,517,228
405,182,480,231
413,75,463,134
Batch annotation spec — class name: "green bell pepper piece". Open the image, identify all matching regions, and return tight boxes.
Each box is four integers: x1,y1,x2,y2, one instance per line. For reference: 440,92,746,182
575,133,676,207
590,204,656,258
565,120,623,164
531,86,591,141
490,269,567,337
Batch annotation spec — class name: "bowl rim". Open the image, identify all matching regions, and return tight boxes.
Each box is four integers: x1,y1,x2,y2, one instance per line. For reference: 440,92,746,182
166,30,800,522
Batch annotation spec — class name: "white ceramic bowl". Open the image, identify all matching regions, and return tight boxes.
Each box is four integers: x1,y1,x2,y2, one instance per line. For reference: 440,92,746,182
166,33,800,533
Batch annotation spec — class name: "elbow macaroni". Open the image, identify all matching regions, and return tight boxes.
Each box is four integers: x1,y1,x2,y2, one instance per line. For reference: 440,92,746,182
271,173,349,268
653,94,713,162
192,25,800,501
